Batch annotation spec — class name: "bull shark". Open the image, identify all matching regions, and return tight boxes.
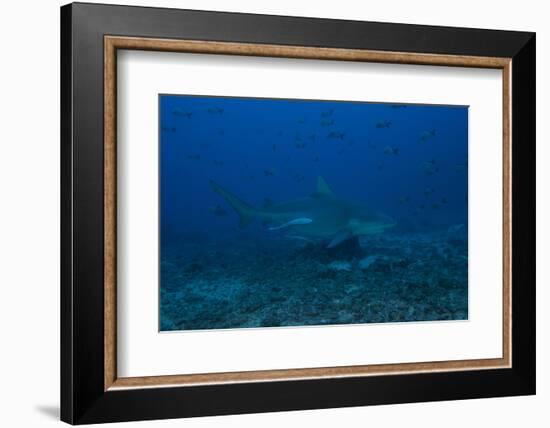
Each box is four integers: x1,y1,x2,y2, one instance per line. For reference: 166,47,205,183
209,176,396,248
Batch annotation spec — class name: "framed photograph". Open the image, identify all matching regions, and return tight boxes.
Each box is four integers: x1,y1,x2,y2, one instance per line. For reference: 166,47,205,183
60,2,535,424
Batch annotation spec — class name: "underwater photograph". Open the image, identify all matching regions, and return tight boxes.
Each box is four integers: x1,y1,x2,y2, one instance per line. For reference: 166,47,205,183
159,95,468,332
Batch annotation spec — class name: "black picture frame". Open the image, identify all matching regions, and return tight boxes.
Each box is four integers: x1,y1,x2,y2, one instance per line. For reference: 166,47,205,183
61,2,535,424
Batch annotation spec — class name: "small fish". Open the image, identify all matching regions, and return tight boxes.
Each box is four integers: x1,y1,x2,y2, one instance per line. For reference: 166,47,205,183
161,126,176,133
264,168,276,177
269,217,313,231
338,148,346,155
321,119,335,127
376,161,385,171
293,173,305,182
419,129,436,143
294,133,303,141
240,174,255,181
217,128,225,136
308,133,316,141
375,120,391,129
448,224,465,234
441,197,448,204
212,160,224,167
432,203,441,210
313,155,320,162
399,196,410,205
423,187,435,197
272,144,277,152
207,107,224,114
172,107,192,118
321,109,334,118
367,140,377,149
328,131,345,140
423,159,439,175
187,154,201,161
297,117,306,124
295,142,306,149
276,130,283,137
209,205,227,216
383,146,399,155
263,198,274,209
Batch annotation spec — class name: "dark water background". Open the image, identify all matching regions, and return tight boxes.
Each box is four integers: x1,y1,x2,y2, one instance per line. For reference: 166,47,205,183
159,95,468,331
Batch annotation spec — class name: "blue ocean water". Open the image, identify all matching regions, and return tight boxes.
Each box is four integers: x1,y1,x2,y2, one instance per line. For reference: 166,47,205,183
159,95,468,331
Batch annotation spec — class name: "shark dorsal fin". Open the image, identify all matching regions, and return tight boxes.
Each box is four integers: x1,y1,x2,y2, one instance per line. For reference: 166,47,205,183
312,176,335,198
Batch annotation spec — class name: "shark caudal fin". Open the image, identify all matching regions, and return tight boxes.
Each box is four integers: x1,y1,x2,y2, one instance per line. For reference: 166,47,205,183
209,180,255,228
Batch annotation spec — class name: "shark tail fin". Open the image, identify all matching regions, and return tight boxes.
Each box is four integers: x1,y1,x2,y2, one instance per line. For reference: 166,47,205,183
209,180,255,228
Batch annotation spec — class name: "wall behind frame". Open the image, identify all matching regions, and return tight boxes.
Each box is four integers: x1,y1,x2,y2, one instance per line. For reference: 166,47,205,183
0,1,545,427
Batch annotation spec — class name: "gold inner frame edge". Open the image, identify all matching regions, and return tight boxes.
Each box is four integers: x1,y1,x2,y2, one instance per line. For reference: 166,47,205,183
104,36,512,391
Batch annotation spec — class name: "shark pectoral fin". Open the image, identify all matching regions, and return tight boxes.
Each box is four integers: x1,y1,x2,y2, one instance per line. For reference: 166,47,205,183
268,217,313,231
327,230,353,248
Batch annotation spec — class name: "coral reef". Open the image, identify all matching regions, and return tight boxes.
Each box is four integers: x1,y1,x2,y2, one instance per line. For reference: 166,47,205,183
326,261,353,272
160,231,468,331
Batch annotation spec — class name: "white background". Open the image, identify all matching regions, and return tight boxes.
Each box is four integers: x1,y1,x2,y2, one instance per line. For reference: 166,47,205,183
118,51,503,377
0,0,546,427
